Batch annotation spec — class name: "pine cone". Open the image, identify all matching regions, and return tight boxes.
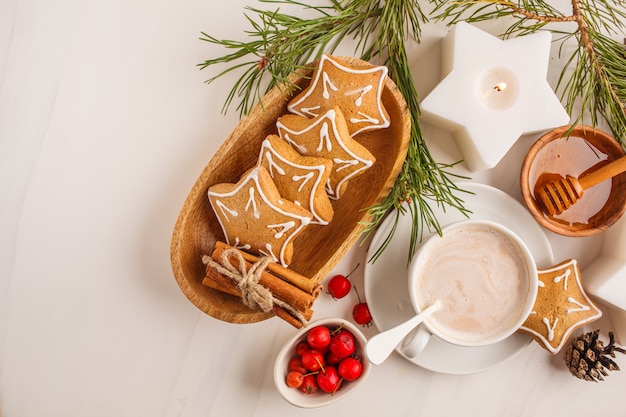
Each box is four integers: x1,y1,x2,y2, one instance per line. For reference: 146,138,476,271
563,330,626,382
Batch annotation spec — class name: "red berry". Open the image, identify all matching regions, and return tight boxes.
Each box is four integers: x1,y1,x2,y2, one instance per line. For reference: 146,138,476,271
287,324,364,397
307,325,331,350
329,329,355,359
288,357,307,374
352,286,372,326
338,357,363,381
286,371,304,388
327,275,351,299
326,264,359,299
299,374,318,394
295,341,309,357
353,303,372,326
317,366,342,393
326,351,342,365
301,349,326,372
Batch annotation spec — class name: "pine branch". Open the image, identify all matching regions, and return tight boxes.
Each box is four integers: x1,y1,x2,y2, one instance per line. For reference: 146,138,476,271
199,0,471,264
198,0,384,116
197,0,626,264
361,0,471,262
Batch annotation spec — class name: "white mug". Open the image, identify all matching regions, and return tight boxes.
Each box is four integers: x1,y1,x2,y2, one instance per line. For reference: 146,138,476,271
401,219,538,356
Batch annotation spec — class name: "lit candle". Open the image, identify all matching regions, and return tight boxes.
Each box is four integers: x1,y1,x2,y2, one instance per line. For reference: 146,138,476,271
421,22,570,172
478,68,519,110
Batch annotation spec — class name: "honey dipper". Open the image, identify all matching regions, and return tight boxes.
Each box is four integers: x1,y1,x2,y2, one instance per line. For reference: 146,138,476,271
535,155,626,216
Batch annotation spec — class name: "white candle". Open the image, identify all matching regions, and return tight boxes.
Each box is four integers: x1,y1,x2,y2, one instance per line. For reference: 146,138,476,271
421,22,570,172
478,68,519,110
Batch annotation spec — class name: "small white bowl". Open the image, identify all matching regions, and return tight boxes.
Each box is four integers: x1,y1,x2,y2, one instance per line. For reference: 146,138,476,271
273,318,370,408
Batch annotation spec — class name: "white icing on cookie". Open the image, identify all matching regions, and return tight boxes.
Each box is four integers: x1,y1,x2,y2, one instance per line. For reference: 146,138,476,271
257,138,330,225
317,122,332,152
259,243,278,263
566,297,590,314
245,187,261,219
542,317,558,342
322,71,338,100
346,85,372,106
264,151,286,177
215,200,238,221
293,172,314,192
300,106,321,118
233,237,251,251
268,221,296,239
553,268,570,290
349,111,379,125
333,157,359,172
276,108,374,200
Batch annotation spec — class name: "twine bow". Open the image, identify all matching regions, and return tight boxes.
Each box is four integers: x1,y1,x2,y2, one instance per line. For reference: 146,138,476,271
203,249,308,326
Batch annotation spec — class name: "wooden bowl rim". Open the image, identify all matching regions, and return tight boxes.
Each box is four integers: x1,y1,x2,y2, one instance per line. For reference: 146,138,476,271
170,56,411,323
520,124,626,237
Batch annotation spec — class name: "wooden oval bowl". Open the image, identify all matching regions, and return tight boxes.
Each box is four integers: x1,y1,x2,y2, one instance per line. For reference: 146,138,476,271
170,57,410,324
520,125,626,237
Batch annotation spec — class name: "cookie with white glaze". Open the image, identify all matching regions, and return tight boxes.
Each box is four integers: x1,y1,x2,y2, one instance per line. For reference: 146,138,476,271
287,54,390,137
208,166,312,267
519,259,602,353
257,134,334,225
276,107,375,200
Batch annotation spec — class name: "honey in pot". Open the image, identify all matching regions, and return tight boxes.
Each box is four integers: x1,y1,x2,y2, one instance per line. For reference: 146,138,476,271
529,135,612,226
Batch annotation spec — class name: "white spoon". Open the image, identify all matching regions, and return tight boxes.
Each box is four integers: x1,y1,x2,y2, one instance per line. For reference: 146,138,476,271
365,301,441,365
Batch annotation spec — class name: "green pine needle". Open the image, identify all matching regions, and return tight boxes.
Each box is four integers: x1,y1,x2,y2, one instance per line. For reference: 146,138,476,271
198,0,471,264
198,0,626,264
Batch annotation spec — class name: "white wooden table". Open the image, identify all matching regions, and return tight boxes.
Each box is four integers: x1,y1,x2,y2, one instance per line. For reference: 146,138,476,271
2,1,625,415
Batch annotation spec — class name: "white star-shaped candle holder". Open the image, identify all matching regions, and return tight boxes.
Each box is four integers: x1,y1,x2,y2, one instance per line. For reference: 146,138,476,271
421,22,570,172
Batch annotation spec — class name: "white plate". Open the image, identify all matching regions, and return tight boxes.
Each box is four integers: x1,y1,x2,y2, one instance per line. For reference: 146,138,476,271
364,182,555,375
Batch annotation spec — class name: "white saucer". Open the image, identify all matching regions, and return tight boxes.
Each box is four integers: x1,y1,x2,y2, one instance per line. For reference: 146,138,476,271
364,182,555,375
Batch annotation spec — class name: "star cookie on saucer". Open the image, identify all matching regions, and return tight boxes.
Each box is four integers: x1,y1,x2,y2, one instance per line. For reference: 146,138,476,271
257,134,334,225
287,54,390,137
519,259,602,354
208,166,312,267
276,107,375,200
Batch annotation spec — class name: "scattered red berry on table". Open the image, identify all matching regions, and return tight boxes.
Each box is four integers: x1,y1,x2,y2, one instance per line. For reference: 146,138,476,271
326,264,360,299
352,286,372,327
285,324,364,396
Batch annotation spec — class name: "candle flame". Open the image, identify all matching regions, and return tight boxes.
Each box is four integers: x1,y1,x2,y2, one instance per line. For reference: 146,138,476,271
494,82,508,92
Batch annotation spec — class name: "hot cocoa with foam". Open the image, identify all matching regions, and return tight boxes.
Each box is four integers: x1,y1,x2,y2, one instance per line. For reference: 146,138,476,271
414,222,532,345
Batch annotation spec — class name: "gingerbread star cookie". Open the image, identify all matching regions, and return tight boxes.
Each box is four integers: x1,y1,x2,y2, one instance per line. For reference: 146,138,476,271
287,54,390,137
257,134,334,225
276,107,375,200
519,259,602,354
207,166,312,266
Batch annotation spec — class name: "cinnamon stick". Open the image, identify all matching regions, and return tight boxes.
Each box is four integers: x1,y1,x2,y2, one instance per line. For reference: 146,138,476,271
211,246,316,312
215,241,321,295
202,267,312,327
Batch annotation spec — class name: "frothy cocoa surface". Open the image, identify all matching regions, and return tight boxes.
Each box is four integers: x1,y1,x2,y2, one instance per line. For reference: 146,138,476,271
416,224,530,344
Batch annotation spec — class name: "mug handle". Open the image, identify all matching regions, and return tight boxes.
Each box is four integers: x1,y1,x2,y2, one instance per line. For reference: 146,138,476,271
400,324,432,357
